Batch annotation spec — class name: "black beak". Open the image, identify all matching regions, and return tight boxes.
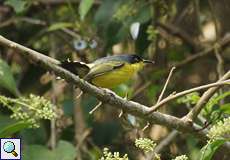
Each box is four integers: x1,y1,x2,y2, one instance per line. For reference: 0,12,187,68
143,59,155,64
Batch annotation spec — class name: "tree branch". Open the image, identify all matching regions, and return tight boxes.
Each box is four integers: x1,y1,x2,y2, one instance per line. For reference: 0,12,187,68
171,33,230,69
146,130,179,160
0,35,230,149
156,21,201,50
185,71,230,121
0,35,192,133
148,79,230,112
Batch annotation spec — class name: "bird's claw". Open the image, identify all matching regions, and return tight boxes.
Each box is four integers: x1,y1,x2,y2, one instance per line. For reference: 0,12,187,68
103,88,116,97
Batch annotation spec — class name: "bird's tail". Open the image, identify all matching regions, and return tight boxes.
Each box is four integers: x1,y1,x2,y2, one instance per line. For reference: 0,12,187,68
60,61,90,78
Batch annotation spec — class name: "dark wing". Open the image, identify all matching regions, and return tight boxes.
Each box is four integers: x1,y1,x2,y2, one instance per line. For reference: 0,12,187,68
60,61,90,78
84,61,125,81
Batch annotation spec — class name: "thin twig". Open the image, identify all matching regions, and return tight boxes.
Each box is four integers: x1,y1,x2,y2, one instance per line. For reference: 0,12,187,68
149,79,230,113
171,33,230,69
157,67,176,103
143,67,175,132
61,28,81,39
142,122,150,131
76,90,83,99
89,101,102,114
118,110,123,118
155,130,178,153
214,45,225,79
118,93,129,117
186,71,230,121
214,45,225,105
146,130,179,160
76,128,91,150
0,17,46,28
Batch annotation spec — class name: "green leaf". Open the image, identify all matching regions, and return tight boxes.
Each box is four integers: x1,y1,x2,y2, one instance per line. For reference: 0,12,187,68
94,0,122,26
204,91,230,115
132,5,152,23
206,91,230,109
23,140,76,160
199,139,226,160
4,0,27,13
105,22,128,48
0,115,15,129
0,121,30,138
20,124,47,144
0,58,18,96
47,22,74,32
79,0,94,20
177,92,200,105
147,85,160,103
220,103,230,114
54,141,77,160
23,145,54,160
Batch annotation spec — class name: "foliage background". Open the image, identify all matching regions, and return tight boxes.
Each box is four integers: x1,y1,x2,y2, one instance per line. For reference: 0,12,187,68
0,0,229,160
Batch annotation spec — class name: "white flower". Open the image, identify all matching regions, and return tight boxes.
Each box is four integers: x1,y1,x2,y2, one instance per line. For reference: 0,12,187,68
173,155,188,160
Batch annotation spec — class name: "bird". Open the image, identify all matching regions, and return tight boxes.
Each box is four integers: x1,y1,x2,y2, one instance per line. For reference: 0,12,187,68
61,54,154,88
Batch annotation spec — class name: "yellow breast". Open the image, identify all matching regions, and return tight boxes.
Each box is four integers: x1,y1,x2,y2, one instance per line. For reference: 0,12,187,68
91,62,144,88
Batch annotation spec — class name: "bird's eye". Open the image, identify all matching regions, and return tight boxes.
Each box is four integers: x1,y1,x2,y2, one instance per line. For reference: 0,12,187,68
131,55,142,63
134,56,141,62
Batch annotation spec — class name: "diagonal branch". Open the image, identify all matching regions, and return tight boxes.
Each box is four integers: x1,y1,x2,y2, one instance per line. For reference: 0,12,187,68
146,130,179,160
157,67,176,103
148,79,230,113
171,33,230,69
0,35,230,149
156,21,201,50
0,35,194,133
186,71,230,121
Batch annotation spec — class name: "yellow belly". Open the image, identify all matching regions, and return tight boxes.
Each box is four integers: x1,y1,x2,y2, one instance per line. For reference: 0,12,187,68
91,63,144,88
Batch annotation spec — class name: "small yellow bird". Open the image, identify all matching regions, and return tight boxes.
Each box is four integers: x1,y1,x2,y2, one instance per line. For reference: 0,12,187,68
61,54,154,88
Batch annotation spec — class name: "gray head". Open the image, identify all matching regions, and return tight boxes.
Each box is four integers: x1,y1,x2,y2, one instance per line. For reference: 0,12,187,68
93,54,154,64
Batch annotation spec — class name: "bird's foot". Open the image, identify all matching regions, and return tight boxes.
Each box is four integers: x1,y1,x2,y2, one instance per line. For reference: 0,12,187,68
103,88,116,97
